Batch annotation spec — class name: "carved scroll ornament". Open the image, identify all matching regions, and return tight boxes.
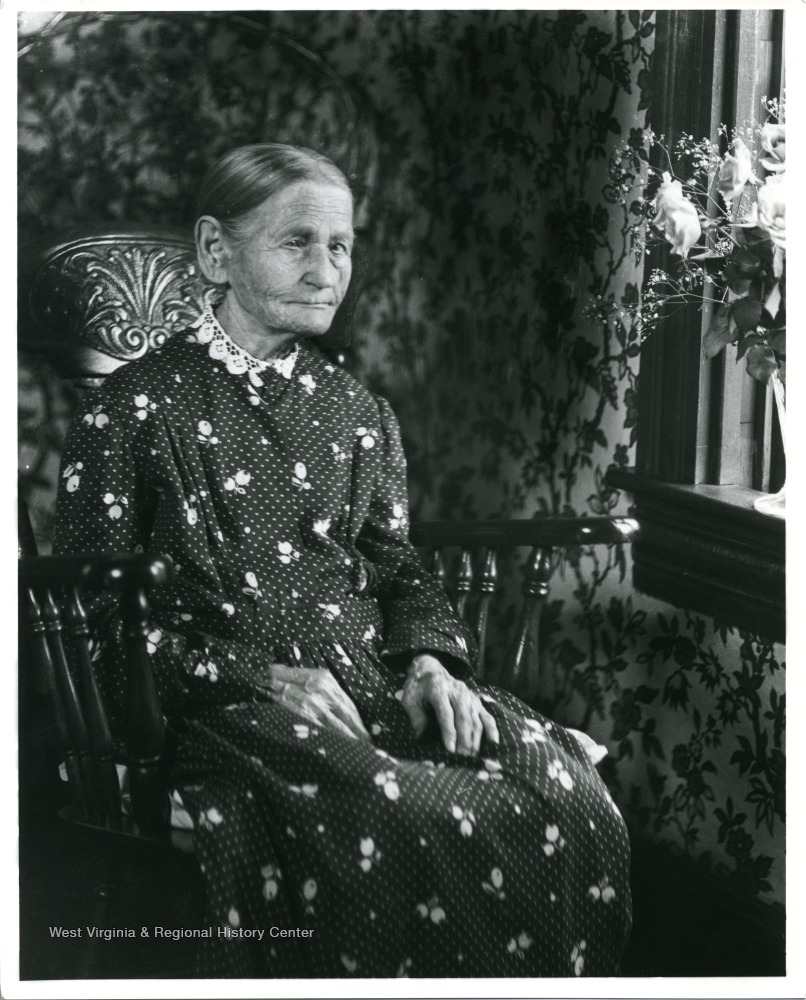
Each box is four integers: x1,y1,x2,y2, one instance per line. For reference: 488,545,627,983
22,230,219,382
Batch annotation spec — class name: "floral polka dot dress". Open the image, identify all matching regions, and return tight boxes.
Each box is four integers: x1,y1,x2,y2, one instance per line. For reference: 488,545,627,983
54,308,632,978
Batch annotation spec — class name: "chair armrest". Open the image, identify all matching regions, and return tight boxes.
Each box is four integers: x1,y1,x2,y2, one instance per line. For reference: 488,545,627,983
18,552,174,591
407,517,639,701
409,516,639,549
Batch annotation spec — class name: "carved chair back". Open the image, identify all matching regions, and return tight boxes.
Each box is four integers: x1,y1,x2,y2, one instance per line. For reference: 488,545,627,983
19,224,210,387
18,222,363,388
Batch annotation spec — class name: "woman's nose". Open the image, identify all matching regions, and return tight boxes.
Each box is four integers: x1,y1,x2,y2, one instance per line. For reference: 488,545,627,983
303,243,339,287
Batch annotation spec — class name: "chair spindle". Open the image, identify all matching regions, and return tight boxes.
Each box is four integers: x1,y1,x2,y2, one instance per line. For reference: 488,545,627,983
455,548,473,619
64,587,123,829
31,587,99,821
500,547,554,703
411,518,637,700
44,588,107,823
24,587,85,817
119,584,170,832
430,549,447,590
473,547,498,680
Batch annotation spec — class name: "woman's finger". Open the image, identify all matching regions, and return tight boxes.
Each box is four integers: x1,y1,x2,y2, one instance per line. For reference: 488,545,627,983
271,689,321,728
299,704,324,728
429,684,458,754
280,684,369,742
479,707,500,747
319,706,363,741
451,691,475,756
269,664,328,691
268,663,302,681
470,706,483,756
316,675,371,739
327,693,372,740
400,688,429,739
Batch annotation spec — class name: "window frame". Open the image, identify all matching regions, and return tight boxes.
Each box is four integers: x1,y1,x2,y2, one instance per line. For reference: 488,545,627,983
605,9,786,643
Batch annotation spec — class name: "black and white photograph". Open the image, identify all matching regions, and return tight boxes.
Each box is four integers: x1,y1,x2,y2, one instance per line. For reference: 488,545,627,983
9,4,801,995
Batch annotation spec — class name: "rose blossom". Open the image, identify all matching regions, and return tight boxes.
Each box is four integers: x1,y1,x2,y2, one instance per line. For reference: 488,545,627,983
759,123,785,173
757,174,785,250
653,171,702,257
716,138,754,204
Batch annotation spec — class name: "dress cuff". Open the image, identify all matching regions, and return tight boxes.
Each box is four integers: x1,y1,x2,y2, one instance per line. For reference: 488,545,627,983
381,645,475,682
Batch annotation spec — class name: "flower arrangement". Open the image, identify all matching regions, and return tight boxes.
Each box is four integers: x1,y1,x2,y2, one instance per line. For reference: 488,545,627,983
606,97,786,389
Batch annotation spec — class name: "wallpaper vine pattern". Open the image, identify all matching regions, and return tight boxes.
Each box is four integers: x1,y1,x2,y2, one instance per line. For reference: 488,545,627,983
18,10,784,909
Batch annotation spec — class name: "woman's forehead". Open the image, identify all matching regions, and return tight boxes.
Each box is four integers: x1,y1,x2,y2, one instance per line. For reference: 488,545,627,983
252,180,354,234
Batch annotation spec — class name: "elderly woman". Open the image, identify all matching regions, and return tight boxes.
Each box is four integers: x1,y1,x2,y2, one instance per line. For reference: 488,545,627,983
54,143,631,978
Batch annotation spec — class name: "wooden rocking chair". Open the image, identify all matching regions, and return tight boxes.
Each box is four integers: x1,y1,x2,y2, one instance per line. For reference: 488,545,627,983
18,223,638,978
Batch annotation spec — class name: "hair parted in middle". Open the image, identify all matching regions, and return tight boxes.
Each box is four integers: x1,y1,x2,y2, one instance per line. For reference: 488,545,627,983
195,143,352,245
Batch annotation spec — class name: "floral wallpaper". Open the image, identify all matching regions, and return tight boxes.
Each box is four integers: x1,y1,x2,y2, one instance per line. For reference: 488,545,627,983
18,10,784,909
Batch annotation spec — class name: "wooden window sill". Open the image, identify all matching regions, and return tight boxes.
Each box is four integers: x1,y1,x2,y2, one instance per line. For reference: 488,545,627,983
605,468,785,643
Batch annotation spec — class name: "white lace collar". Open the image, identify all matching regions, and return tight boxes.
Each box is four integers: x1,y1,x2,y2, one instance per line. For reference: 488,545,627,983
190,304,299,387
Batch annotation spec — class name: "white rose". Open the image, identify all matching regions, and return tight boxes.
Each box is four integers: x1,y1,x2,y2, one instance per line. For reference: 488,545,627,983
759,123,785,173
652,172,702,257
757,174,785,250
716,138,755,204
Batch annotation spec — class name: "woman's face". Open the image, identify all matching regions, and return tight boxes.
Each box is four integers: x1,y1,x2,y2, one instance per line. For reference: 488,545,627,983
220,180,354,340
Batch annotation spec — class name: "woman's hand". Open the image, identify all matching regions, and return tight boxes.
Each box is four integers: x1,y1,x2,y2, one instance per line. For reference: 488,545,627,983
401,654,499,756
266,664,371,742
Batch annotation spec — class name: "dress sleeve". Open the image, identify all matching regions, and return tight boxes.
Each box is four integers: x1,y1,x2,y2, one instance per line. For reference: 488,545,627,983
53,389,275,724
355,396,477,681
54,389,151,557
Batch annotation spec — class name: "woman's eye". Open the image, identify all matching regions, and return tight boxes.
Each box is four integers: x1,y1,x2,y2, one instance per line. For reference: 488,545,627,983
284,238,306,250
331,242,352,257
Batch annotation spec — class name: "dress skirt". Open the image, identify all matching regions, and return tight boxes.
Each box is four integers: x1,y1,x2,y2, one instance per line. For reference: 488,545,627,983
171,640,632,978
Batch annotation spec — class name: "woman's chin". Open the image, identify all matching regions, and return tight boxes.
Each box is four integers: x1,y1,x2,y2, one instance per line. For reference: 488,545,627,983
293,326,330,341
293,316,336,338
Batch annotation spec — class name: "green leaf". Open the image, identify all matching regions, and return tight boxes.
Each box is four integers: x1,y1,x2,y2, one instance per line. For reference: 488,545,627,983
737,225,771,250
744,344,778,384
729,277,752,296
767,329,786,354
703,304,734,358
736,333,764,359
731,296,763,333
732,246,762,277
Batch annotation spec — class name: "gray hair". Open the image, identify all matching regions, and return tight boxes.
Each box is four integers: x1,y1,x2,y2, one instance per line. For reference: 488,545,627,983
196,143,352,244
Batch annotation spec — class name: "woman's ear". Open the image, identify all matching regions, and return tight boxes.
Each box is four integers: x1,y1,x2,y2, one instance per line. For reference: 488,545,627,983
196,216,231,284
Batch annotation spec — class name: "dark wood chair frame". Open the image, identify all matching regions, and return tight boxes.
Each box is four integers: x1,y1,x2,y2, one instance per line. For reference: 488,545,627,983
20,509,638,840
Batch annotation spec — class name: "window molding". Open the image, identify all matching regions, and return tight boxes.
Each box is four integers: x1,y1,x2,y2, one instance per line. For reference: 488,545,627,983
608,10,786,643
607,469,785,643
634,10,719,485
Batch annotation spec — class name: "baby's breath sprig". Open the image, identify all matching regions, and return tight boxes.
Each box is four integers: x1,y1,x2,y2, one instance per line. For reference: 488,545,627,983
592,95,786,386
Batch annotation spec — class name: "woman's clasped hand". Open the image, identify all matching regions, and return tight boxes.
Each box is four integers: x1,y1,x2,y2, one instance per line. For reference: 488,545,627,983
264,656,500,757
264,663,372,741
401,653,499,756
